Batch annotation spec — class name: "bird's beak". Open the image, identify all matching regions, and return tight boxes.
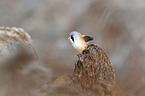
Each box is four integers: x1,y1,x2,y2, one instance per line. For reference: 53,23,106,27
68,37,71,39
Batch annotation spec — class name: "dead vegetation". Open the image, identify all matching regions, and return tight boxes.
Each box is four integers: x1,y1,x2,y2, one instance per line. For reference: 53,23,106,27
72,43,115,88
0,0,145,95
0,27,51,96
0,27,37,59
0,27,144,96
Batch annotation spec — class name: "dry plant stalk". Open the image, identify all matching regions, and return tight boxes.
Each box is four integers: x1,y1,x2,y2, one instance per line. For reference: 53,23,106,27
72,43,115,88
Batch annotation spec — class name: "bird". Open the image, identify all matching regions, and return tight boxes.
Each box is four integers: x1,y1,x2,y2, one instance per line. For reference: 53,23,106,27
68,31,94,53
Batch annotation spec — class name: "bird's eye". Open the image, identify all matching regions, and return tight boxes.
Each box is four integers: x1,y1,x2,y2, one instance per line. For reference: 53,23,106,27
71,35,74,42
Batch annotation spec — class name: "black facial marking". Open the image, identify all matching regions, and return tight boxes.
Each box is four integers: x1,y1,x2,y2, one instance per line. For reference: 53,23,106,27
71,35,74,42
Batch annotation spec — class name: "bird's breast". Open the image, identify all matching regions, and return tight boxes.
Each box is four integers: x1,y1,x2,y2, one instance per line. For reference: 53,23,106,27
72,39,87,53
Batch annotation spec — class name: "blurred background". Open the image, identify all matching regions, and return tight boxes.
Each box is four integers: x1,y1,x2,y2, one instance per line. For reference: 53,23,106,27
0,0,145,96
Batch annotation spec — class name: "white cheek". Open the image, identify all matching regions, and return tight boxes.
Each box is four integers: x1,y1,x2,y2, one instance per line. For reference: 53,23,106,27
69,39,73,44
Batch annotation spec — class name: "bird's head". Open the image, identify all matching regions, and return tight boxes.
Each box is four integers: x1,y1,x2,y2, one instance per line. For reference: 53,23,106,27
68,31,94,53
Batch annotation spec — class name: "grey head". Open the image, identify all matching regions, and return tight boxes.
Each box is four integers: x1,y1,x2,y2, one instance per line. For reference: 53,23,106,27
69,31,94,43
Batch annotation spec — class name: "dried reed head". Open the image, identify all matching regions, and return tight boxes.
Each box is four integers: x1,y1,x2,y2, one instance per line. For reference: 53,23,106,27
0,27,51,96
0,26,37,59
72,43,115,88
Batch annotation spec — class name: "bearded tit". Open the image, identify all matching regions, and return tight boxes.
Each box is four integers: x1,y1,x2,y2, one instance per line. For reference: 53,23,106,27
68,31,93,53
